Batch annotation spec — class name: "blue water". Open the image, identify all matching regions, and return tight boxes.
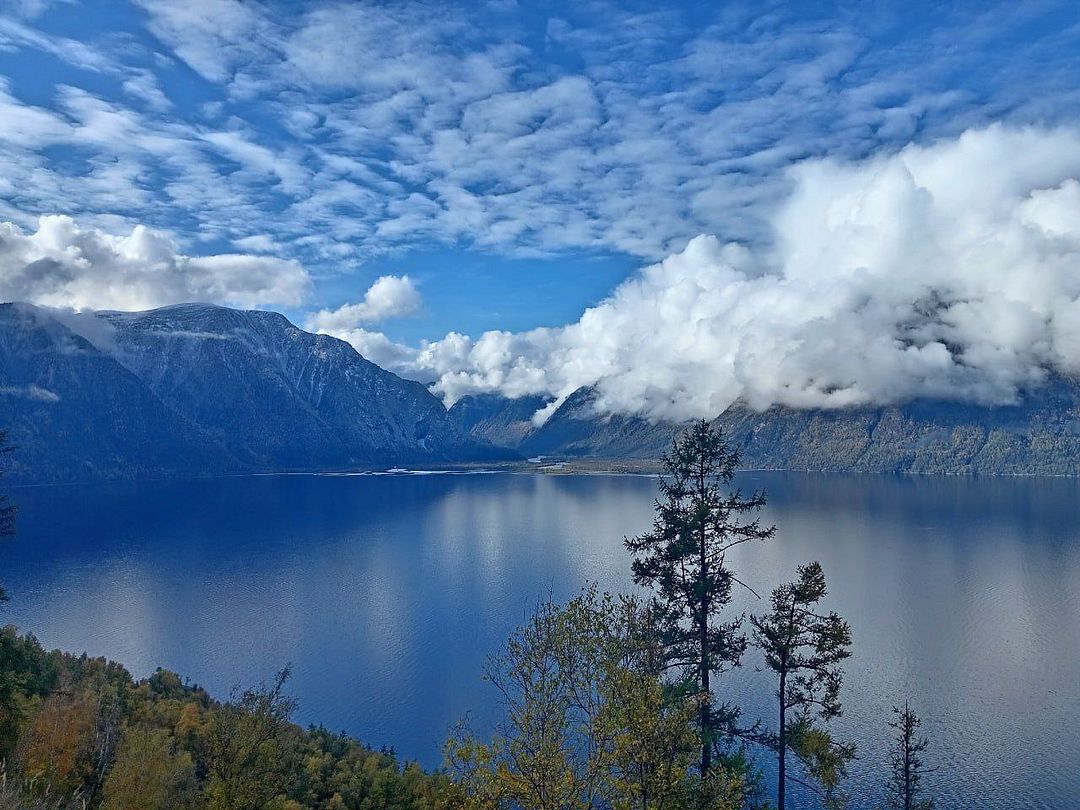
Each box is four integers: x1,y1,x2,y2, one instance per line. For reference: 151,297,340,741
2,471,1079,808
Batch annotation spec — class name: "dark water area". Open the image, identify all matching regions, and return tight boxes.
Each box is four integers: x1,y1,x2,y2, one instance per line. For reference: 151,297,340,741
2,471,1079,808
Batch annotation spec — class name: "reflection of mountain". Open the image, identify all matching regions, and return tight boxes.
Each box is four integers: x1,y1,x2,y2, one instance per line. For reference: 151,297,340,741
0,302,504,482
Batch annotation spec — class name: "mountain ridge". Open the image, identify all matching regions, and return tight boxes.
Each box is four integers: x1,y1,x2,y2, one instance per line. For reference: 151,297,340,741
448,379,1080,476
7,301,1080,481
0,302,506,483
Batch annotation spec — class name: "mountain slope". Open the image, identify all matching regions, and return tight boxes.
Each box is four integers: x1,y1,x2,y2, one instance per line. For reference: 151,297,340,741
0,303,503,482
9,300,1080,481
447,393,550,449
104,304,488,469
520,387,682,459
716,378,1080,475
0,303,236,482
449,387,683,459
449,381,1080,475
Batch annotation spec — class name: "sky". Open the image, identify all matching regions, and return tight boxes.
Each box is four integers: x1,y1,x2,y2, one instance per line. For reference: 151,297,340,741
2,0,1080,419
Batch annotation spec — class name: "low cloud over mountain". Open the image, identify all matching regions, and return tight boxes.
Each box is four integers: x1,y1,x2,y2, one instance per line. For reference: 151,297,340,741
397,126,1080,421
6,126,1080,425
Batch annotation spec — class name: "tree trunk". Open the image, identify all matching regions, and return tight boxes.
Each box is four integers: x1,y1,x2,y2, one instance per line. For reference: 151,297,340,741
700,652,710,777
904,733,912,810
778,669,786,810
699,509,711,780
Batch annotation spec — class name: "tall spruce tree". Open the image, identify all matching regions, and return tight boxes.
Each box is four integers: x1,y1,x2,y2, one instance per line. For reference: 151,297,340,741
886,702,935,810
750,561,853,810
625,419,774,778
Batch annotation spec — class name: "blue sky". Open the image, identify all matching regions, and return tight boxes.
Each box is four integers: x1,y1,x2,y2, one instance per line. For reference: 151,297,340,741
3,1,1080,417
1,1,1078,337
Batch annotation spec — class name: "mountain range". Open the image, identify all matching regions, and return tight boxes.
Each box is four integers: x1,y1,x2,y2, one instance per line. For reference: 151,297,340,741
4,301,1080,482
449,379,1080,476
0,302,499,482
448,387,681,460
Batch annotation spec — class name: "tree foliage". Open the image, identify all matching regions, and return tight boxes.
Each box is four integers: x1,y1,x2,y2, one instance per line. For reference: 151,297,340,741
624,420,774,775
0,630,457,809
885,702,935,810
447,586,747,810
203,667,298,809
750,562,853,809
101,723,197,810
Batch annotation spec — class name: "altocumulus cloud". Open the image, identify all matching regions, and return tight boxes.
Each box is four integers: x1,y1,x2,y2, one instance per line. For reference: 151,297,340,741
387,126,1080,421
0,215,310,311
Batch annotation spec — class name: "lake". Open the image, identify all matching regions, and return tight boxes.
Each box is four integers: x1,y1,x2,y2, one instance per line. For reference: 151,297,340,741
3,471,1079,808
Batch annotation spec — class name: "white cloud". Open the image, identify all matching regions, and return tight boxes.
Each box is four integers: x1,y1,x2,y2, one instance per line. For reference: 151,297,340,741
2,0,1078,274
121,70,172,111
3,0,1080,415
135,0,276,84
305,275,421,332
0,214,310,311
233,234,279,253
321,326,420,374
0,383,60,402
405,125,1080,420
200,129,310,193
0,16,114,73
124,0,1080,265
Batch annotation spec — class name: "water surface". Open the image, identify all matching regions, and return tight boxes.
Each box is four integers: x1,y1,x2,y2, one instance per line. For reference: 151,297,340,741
3,472,1079,808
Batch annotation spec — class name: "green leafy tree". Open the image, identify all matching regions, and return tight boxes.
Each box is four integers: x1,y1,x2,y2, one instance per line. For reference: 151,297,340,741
101,723,197,810
447,586,745,810
203,667,298,810
750,562,853,810
624,420,774,777
885,702,935,810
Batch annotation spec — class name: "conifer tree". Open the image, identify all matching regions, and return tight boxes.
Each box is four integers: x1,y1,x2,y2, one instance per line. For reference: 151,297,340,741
625,420,774,777
750,562,853,810
886,702,935,810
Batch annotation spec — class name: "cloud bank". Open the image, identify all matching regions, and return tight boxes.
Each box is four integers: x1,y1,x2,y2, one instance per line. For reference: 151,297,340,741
395,126,1080,421
0,215,310,311
7,125,1080,426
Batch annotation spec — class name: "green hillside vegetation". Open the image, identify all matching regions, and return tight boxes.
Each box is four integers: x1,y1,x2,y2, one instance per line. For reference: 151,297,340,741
0,629,456,810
